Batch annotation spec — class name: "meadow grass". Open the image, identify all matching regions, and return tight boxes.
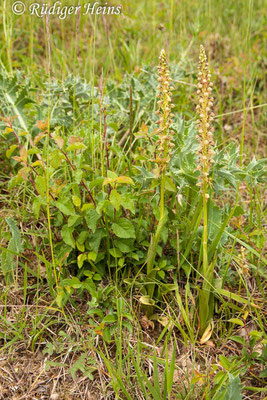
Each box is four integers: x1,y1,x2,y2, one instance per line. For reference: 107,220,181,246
0,0,266,399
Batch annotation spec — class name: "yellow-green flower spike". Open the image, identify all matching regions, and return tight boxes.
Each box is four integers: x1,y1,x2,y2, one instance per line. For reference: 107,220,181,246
155,49,175,173
196,45,215,193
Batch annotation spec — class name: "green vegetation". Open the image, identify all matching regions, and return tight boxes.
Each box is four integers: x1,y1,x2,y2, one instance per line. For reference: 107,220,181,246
0,0,266,398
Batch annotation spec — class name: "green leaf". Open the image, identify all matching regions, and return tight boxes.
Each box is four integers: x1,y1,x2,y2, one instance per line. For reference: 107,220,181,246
77,231,88,245
76,242,84,252
56,289,65,308
77,253,87,268
66,142,87,151
259,369,267,378
35,175,46,197
6,218,22,253
228,318,244,326
61,277,82,289
249,330,262,338
115,239,134,253
72,195,81,208
224,373,242,400
32,196,43,219
85,209,100,233
88,251,97,261
103,314,117,323
55,199,76,216
68,215,81,227
84,270,93,278
216,288,259,308
61,225,75,248
139,295,155,305
233,206,245,217
121,195,135,213
219,355,231,370
165,176,176,192
50,149,62,168
74,169,83,184
116,176,134,185
90,177,104,189
229,335,246,345
81,203,94,212
109,248,123,258
69,354,86,379
112,218,136,239
89,229,105,253
6,144,17,158
208,202,222,241
110,189,121,210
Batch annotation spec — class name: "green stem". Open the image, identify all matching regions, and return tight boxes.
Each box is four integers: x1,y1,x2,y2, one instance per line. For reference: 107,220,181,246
147,174,166,301
199,181,210,334
160,173,165,220
202,183,208,277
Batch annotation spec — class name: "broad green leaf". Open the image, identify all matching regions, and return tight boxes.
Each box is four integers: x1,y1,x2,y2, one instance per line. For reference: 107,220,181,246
115,239,134,253
68,215,81,227
165,176,176,192
208,202,222,241
259,369,267,378
61,225,75,248
228,336,246,345
103,177,115,186
6,145,17,158
112,218,136,239
56,289,65,308
109,248,123,258
66,142,87,151
6,218,22,253
72,195,81,208
35,176,46,197
110,189,121,210
50,149,62,168
61,277,82,289
88,251,97,261
76,242,84,252
81,203,94,212
32,196,43,219
90,177,105,189
55,200,76,216
28,148,40,155
219,355,231,370
224,373,242,400
139,295,155,305
116,176,134,185
121,195,135,213
74,169,83,184
85,209,100,233
77,231,88,245
228,318,244,326
102,314,117,323
89,229,105,253
77,253,87,268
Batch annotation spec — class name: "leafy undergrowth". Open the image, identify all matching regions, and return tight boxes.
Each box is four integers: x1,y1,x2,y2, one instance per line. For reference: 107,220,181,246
0,51,266,400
